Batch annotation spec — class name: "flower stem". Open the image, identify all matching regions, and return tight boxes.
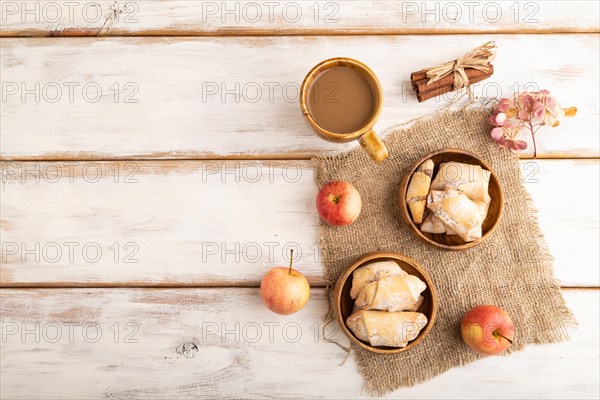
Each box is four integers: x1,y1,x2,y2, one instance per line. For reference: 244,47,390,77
528,121,538,159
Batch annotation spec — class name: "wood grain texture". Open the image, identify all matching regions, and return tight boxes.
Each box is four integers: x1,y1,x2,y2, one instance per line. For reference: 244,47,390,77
1,35,597,160
0,288,597,399
1,0,598,37
2,2,598,398
2,160,598,287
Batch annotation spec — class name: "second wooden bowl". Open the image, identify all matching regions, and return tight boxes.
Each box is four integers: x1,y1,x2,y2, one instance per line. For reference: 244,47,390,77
399,149,504,250
333,252,438,354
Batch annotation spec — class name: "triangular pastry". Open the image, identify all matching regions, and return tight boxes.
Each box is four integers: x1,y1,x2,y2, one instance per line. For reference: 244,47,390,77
427,188,484,242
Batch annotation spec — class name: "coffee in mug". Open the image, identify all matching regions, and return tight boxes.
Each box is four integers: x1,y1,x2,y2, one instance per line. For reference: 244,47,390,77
307,66,376,134
300,58,388,163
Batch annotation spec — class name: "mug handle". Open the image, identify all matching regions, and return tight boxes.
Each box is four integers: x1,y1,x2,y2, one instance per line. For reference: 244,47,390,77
359,129,389,163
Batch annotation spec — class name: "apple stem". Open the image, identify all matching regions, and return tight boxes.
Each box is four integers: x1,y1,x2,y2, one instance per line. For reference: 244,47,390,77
288,249,294,275
497,333,513,345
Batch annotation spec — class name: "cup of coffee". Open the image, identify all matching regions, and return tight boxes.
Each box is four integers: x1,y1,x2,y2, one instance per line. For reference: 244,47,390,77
300,57,388,163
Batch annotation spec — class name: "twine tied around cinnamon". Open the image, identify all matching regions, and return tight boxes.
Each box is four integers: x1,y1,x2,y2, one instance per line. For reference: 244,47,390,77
424,41,497,100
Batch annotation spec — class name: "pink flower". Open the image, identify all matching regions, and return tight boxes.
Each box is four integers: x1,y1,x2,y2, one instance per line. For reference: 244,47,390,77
497,98,512,112
519,92,534,111
490,121,522,145
489,112,507,127
518,109,530,121
491,127,504,141
489,89,576,158
532,94,561,126
496,138,528,151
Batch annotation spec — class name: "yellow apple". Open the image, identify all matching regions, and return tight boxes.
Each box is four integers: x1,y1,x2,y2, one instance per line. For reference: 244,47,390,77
260,251,310,315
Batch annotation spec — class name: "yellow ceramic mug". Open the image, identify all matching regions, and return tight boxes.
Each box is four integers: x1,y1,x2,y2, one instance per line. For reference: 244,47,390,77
300,57,388,163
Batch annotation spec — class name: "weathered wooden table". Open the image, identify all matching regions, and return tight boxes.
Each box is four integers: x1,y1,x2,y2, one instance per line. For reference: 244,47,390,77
1,1,599,398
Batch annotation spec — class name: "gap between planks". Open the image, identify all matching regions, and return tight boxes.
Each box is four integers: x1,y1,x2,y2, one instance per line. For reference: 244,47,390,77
1,155,599,162
1,284,597,290
2,30,600,38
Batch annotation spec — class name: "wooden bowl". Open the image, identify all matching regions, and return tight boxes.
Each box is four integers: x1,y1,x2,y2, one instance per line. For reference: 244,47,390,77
333,252,438,354
399,149,504,250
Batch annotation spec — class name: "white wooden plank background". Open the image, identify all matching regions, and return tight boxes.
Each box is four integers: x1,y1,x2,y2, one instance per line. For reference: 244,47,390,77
1,0,598,36
0,288,597,399
1,1,599,398
1,34,598,160
2,159,598,287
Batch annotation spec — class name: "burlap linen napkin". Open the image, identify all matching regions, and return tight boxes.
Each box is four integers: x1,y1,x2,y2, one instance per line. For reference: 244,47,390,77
315,109,576,395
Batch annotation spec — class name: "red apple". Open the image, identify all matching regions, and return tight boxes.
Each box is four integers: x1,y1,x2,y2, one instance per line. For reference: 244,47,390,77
260,250,310,315
461,305,515,355
316,181,362,226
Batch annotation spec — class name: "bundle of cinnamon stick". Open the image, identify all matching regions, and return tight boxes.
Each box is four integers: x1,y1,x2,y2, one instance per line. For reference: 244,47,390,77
411,65,494,102
410,41,497,102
